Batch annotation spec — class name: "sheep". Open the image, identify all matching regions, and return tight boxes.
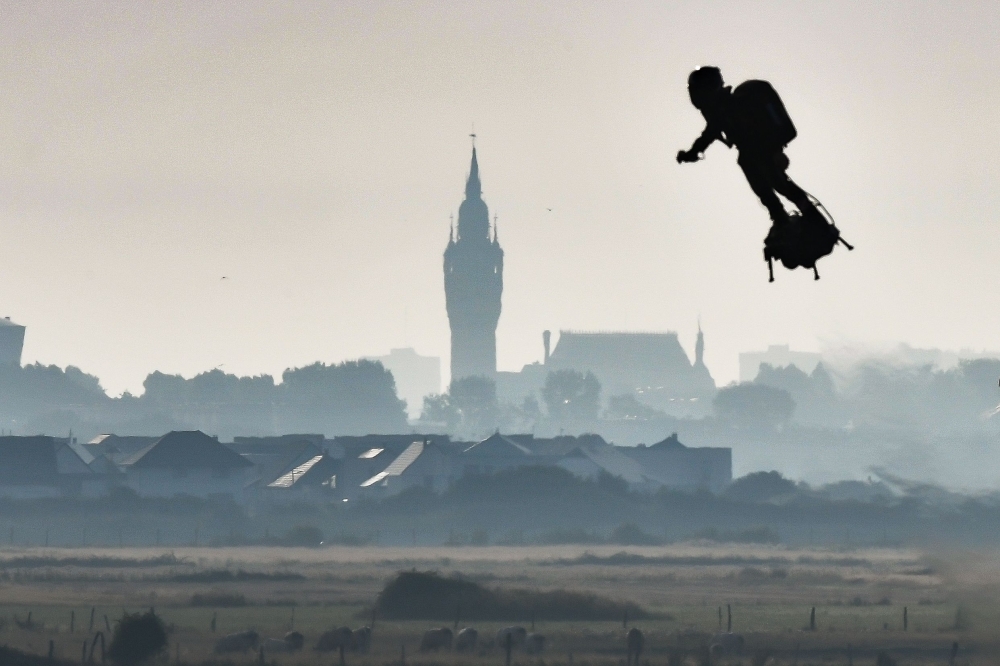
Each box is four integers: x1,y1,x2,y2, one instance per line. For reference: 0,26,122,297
455,627,479,652
420,627,454,652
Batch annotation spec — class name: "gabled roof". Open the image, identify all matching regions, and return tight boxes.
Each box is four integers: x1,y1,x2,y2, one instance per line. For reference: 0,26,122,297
462,432,531,457
65,439,95,465
650,433,687,450
361,441,424,487
55,441,94,475
124,431,252,470
0,436,59,484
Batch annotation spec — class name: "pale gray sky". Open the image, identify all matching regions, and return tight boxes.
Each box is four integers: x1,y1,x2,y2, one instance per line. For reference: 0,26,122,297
0,1,998,395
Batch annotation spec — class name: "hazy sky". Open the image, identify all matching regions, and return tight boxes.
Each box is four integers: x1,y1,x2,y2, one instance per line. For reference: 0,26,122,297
1,1,999,396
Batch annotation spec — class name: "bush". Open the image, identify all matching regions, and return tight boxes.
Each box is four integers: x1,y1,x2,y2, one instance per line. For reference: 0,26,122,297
107,610,168,665
724,471,797,502
375,570,651,621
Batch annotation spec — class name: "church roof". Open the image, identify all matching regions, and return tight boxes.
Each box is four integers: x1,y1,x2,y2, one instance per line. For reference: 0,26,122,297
546,331,696,393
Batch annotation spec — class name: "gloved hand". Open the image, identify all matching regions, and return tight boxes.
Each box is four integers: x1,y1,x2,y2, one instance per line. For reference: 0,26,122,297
676,150,700,164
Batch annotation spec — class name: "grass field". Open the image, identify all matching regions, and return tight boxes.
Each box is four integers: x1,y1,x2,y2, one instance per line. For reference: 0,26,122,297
0,543,993,665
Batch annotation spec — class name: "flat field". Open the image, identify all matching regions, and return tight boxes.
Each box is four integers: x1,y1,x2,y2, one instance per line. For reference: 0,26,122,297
0,543,994,665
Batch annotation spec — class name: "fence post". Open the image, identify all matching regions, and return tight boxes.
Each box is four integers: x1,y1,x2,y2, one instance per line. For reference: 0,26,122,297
727,604,732,633
903,606,908,631
88,607,95,633
71,610,75,633
505,631,512,666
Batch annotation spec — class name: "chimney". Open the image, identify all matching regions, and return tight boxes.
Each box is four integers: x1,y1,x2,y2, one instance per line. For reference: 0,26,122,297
543,330,551,364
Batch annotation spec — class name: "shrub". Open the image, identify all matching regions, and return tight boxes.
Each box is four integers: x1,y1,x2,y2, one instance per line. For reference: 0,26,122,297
375,570,651,621
107,610,168,665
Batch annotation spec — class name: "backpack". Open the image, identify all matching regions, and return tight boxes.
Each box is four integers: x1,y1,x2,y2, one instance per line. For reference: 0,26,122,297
731,80,797,149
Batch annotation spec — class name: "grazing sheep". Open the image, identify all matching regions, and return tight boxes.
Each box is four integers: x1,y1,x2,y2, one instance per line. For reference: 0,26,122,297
626,628,644,666
284,631,305,651
353,626,372,653
420,627,454,652
709,632,745,656
524,633,546,654
214,630,259,654
315,627,355,652
455,627,479,652
496,626,528,648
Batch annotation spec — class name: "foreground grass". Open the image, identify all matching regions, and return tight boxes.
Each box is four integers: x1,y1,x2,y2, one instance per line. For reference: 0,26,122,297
0,544,991,665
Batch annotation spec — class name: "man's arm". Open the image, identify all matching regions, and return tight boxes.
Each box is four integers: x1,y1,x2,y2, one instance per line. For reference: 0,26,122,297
677,122,723,163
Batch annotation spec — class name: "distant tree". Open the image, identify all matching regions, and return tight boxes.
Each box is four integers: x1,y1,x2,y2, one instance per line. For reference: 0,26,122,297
754,363,840,426
713,382,794,430
724,471,797,502
280,360,407,435
604,394,666,421
107,610,167,665
420,393,459,430
448,376,500,436
543,370,601,424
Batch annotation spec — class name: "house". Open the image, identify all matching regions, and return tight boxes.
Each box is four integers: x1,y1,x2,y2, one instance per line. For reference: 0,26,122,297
230,434,329,488
460,432,534,475
120,430,253,499
0,436,62,499
621,433,731,492
556,445,657,490
54,438,107,497
263,453,342,504
85,434,159,465
355,439,456,499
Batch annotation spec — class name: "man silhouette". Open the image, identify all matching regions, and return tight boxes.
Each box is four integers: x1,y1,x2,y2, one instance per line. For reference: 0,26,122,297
677,66,819,226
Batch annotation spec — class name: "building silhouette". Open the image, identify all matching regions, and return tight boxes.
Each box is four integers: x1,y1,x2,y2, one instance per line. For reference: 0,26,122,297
444,145,503,382
0,318,25,367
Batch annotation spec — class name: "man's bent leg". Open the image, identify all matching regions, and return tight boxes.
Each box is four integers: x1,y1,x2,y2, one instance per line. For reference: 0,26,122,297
768,152,821,219
738,153,789,224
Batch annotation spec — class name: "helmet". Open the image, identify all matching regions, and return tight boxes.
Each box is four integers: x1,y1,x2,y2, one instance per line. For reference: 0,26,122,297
688,66,724,108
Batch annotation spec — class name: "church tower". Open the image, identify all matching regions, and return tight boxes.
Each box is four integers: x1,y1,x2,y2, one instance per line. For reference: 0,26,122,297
444,145,504,382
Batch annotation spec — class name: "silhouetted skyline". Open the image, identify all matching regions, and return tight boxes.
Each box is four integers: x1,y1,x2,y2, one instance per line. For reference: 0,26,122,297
1,2,999,395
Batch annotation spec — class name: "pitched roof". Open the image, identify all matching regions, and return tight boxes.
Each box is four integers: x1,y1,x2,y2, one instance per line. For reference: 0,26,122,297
561,446,649,485
266,454,343,489
124,431,252,470
650,433,686,449
361,441,425,487
462,432,532,457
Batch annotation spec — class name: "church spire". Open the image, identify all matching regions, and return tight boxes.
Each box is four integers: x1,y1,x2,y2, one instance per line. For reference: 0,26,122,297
465,145,482,199
695,319,705,367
